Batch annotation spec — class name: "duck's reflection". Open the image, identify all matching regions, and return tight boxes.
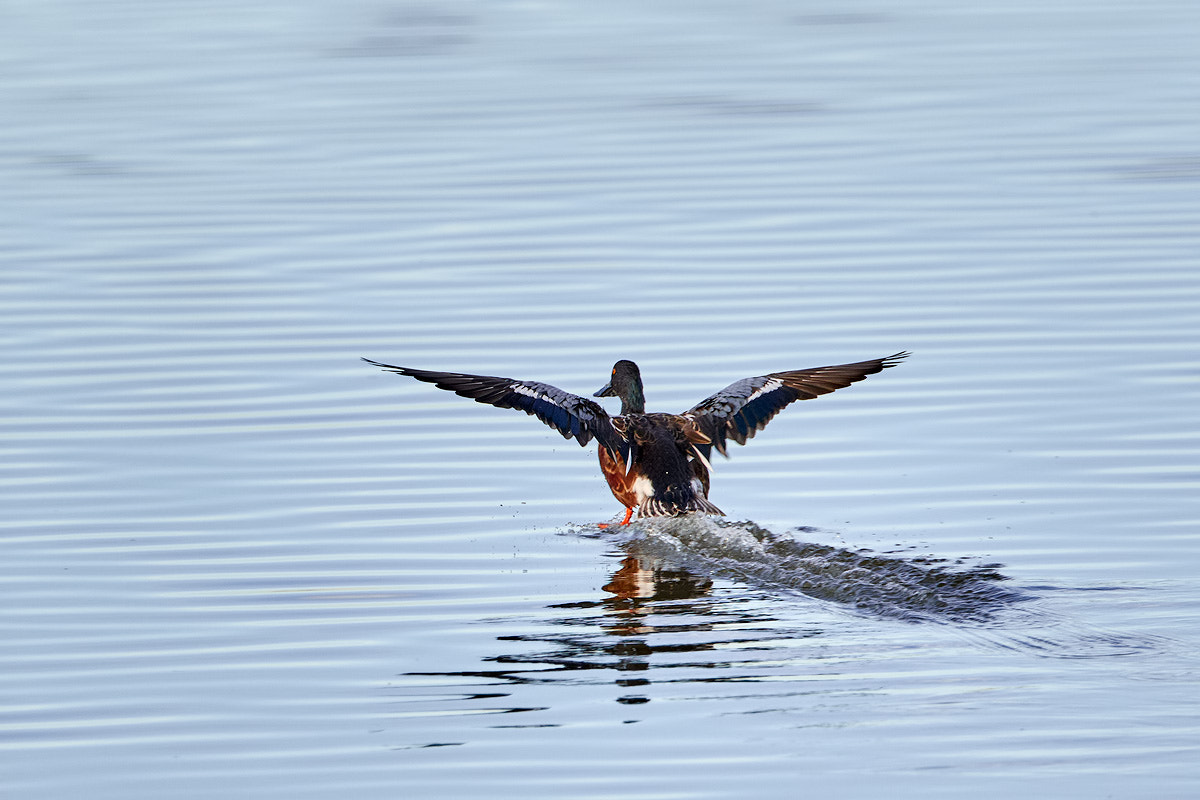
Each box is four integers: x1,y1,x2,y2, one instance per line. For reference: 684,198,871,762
398,536,783,711
543,550,721,694
604,552,712,604
387,543,756,743
493,541,764,686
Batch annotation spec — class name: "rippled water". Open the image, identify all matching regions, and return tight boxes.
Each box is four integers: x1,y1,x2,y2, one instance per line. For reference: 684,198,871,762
4,1,1200,798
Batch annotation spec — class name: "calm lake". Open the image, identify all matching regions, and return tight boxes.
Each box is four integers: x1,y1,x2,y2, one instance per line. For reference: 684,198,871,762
3,1,1199,798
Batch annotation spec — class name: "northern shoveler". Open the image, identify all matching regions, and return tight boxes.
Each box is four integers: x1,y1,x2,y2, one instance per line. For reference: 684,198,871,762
364,352,908,524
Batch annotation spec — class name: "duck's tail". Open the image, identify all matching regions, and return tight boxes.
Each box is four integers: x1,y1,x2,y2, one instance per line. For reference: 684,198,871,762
638,494,724,519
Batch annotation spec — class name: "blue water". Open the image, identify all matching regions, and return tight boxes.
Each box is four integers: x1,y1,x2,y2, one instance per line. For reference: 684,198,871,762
3,1,1199,798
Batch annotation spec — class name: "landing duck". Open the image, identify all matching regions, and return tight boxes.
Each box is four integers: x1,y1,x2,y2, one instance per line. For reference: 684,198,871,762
364,352,908,524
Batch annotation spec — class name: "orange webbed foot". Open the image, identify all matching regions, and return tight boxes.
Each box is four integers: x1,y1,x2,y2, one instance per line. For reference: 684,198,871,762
597,507,635,528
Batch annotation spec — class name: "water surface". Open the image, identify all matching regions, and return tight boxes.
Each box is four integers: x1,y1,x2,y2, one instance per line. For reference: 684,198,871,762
3,1,1199,798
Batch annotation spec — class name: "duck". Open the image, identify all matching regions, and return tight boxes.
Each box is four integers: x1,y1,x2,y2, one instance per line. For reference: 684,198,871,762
363,352,908,524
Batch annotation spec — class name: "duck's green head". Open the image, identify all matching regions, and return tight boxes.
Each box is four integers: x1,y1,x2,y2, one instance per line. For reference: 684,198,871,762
594,360,645,415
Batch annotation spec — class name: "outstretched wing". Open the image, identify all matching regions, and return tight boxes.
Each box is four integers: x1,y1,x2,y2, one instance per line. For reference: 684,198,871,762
363,358,628,458
683,352,909,457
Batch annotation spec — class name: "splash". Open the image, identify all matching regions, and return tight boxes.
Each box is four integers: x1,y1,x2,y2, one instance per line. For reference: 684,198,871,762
593,516,1025,624
571,516,1169,658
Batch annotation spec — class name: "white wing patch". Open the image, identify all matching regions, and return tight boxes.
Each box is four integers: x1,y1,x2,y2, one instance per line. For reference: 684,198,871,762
745,377,783,404
511,383,551,404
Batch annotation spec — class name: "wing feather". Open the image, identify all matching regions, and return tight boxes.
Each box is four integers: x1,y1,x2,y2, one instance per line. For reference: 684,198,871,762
684,352,908,456
364,358,628,458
